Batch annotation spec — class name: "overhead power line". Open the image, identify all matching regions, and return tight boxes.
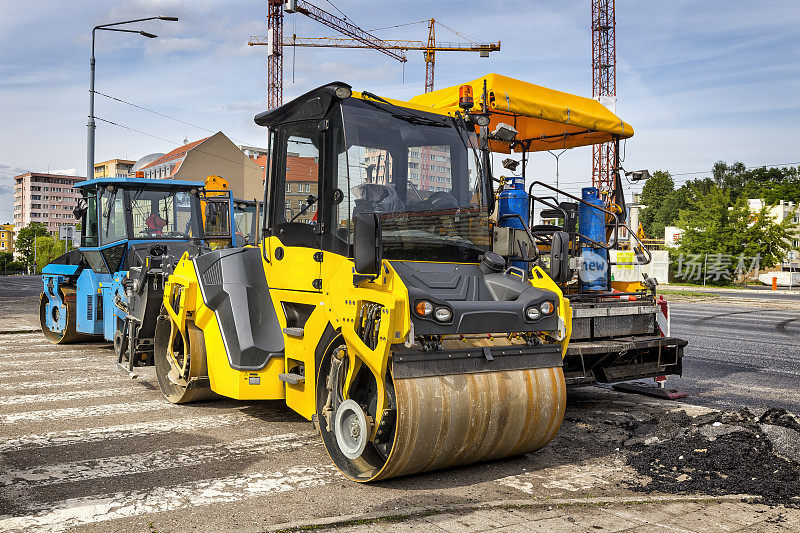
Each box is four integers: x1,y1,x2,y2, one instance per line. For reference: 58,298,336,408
94,116,264,170
92,90,257,147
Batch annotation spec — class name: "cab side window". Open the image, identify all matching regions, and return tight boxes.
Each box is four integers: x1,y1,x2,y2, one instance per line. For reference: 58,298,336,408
271,121,320,229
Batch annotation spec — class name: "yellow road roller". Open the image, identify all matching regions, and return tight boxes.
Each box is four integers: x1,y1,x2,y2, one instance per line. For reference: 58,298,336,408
151,76,639,481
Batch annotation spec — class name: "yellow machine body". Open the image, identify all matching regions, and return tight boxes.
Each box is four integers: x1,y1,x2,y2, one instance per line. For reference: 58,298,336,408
154,77,607,482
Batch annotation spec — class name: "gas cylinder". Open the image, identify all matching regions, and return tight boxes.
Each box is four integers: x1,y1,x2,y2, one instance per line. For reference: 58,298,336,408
498,176,527,229
497,176,528,269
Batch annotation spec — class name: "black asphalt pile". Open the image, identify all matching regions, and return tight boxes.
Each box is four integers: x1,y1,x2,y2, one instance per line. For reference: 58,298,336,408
622,407,800,507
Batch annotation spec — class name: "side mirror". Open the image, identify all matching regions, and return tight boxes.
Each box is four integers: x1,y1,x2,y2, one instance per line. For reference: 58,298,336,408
550,231,571,284
353,212,381,276
73,198,87,221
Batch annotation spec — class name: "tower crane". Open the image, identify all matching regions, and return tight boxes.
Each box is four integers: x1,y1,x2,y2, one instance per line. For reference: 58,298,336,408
251,4,500,109
260,19,501,94
255,0,406,110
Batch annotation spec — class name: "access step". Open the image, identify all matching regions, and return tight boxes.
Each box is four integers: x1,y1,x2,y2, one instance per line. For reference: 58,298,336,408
283,327,304,338
279,373,305,385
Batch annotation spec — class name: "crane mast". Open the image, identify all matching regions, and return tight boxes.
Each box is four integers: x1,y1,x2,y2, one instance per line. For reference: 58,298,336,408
591,0,617,201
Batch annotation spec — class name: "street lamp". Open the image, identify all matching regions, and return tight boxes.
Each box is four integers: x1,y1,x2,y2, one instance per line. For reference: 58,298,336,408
87,16,179,180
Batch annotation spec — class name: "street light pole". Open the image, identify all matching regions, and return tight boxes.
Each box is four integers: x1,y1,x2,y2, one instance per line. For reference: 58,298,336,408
87,16,178,180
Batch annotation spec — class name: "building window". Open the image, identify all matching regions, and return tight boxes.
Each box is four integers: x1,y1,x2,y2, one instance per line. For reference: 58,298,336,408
286,183,292,192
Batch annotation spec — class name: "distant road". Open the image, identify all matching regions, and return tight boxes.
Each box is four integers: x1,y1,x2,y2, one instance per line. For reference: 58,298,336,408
0,275,41,299
665,301,800,413
665,286,800,302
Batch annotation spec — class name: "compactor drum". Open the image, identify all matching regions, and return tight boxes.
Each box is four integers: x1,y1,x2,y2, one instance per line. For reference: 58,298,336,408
155,81,574,481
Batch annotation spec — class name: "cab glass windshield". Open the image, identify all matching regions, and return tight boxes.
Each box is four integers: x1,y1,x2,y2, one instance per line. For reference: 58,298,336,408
334,98,488,263
130,189,195,239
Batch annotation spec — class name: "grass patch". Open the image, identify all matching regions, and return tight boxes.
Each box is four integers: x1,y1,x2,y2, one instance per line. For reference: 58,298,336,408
659,290,721,298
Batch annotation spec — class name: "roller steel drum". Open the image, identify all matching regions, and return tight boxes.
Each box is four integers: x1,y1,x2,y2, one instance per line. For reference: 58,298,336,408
320,365,567,482
40,287,85,344
154,317,217,404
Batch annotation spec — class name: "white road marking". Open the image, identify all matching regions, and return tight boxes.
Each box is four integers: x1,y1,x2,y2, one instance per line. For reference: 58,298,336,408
0,354,104,369
1,432,319,487
498,460,628,496
0,364,108,379
0,465,337,533
0,333,45,340
0,399,173,424
0,411,272,452
0,347,93,358
0,387,143,406
0,375,130,393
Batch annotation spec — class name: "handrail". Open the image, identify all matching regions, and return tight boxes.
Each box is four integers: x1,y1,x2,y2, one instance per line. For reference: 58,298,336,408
527,181,652,266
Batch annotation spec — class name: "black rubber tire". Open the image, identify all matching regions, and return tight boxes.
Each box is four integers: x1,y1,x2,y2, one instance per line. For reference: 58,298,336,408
153,312,216,404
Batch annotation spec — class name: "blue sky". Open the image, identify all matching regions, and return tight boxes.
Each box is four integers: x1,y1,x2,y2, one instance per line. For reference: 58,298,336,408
1,0,798,221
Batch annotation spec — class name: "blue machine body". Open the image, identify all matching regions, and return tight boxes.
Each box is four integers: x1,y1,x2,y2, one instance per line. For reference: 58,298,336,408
578,187,608,291
40,176,206,342
497,176,529,269
74,269,111,336
40,272,71,335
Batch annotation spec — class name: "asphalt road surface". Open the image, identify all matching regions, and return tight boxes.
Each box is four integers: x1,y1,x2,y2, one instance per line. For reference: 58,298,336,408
0,275,41,299
0,288,798,531
665,301,800,413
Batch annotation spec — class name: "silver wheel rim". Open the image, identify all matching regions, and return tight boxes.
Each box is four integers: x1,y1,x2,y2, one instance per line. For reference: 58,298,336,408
334,399,368,460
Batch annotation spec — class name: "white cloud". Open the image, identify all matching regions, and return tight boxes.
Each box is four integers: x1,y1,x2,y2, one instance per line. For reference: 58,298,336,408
143,36,209,56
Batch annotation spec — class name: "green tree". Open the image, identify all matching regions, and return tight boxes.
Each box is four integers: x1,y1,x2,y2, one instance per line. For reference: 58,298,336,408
674,185,794,284
638,170,674,238
0,251,13,275
15,222,49,271
34,235,65,274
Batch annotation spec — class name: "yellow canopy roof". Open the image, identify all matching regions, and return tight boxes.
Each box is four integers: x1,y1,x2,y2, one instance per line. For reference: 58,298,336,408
408,73,634,153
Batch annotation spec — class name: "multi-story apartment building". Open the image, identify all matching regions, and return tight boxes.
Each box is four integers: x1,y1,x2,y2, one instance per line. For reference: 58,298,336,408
94,159,135,178
0,223,14,253
363,146,452,193
13,172,82,235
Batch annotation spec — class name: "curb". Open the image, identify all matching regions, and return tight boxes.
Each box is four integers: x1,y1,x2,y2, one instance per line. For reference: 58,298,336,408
266,493,759,532
0,328,41,335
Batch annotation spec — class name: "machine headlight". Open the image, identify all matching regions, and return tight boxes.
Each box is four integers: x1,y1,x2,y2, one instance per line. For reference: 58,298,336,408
526,306,541,321
475,114,491,127
414,300,434,318
335,87,352,99
433,307,453,322
539,301,555,315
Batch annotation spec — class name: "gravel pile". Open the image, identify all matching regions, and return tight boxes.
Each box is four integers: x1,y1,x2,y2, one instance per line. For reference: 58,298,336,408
622,407,800,507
